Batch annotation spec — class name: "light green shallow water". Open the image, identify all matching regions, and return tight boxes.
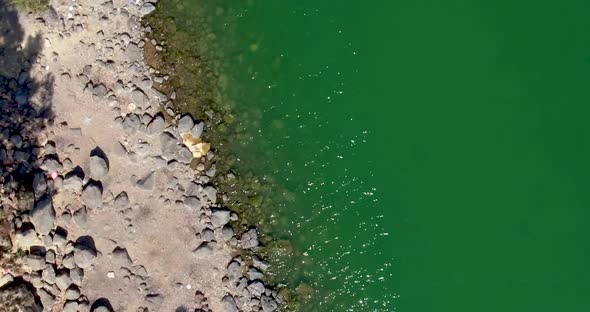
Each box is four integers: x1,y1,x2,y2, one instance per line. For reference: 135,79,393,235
167,0,590,311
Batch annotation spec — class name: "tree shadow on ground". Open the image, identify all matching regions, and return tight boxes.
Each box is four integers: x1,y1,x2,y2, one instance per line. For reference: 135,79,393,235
0,0,54,309
0,0,54,218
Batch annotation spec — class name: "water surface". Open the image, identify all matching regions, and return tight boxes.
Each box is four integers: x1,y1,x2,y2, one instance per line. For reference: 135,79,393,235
168,1,590,311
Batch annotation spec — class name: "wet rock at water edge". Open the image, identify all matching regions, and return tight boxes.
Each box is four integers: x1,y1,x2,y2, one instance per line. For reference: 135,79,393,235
139,2,156,17
177,114,194,133
241,228,260,249
211,208,230,228
261,295,278,311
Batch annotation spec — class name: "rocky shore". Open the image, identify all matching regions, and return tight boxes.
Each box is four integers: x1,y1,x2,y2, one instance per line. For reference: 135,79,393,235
0,0,282,311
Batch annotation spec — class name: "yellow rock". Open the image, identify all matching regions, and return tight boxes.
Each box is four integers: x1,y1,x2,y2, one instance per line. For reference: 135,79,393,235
181,133,211,158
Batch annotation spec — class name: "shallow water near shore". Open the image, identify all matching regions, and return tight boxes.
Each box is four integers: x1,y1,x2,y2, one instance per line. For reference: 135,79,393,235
165,0,590,311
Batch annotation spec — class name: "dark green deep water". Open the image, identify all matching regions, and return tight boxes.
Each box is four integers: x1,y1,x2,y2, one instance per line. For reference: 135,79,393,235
170,1,590,311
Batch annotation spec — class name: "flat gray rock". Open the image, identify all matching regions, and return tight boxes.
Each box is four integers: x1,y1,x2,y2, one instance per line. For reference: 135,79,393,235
73,245,97,269
146,114,165,136
63,173,83,191
192,242,214,258
247,280,265,298
82,182,102,209
183,196,200,209
191,122,204,138
89,155,108,180
139,2,156,16
241,228,259,249
261,295,278,312
25,255,47,271
122,113,141,134
211,208,230,228
203,186,217,204
137,172,155,190
177,115,194,133
221,294,239,312
30,195,56,235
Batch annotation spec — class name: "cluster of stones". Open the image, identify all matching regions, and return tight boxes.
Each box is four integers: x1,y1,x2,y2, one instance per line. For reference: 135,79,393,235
0,0,284,311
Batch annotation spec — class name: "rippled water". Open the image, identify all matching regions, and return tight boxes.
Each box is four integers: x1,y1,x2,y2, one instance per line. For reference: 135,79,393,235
163,0,590,311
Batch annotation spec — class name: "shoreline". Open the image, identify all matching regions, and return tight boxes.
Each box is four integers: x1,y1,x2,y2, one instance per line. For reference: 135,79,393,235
0,1,285,311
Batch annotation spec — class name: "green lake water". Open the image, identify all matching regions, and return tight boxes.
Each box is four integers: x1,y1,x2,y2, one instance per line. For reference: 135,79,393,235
167,1,590,311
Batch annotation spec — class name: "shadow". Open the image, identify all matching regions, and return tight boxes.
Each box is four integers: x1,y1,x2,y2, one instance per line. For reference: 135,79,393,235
175,306,189,312
75,235,97,251
90,298,114,312
0,0,55,219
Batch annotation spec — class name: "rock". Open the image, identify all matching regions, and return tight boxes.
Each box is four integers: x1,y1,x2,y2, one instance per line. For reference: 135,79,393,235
131,88,148,107
62,254,76,269
14,228,41,250
38,288,55,311
30,195,56,235
183,196,200,209
146,114,166,136
221,294,239,312
0,283,40,311
73,207,88,228
191,122,204,138
221,226,234,242
55,271,72,291
241,228,259,249
63,301,79,312
123,113,141,134
73,245,97,269
0,273,13,288
248,267,265,281
45,250,56,263
114,192,130,208
145,293,164,306
42,266,56,284
227,261,241,279
82,182,102,209
40,157,60,173
203,186,217,204
211,208,230,228
32,172,47,198
92,83,108,98
113,141,127,157
70,268,84,286
252,256,270,271
192,242,214,258
177,146,193,163
201,228,214,242
139,2,156,16
63,172,83,191
159,132,179,158
247,280,265,298
64,286,81,300
261,295,278,312
112,246,132,266
89,155,108,180
137,172,155,190
177,115,194,133
52,231,67,248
